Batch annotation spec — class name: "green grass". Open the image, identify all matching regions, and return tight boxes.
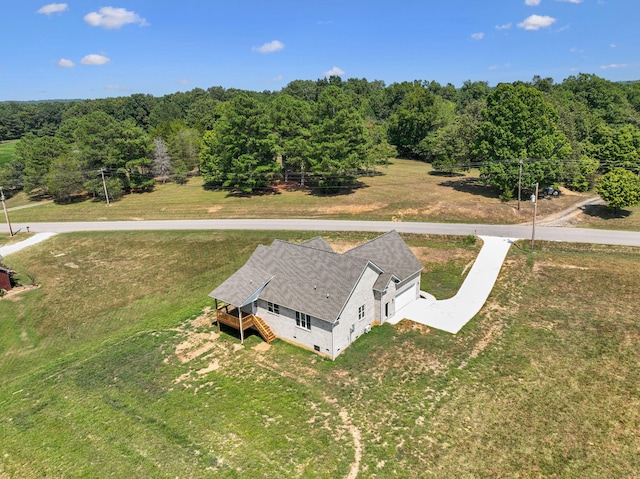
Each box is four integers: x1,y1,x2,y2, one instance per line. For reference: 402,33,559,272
0,140,17,169
4,160,599,227
574,202,640,231
1,232,639,477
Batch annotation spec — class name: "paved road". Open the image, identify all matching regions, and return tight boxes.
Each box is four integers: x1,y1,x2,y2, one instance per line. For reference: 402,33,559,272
5,219,640,247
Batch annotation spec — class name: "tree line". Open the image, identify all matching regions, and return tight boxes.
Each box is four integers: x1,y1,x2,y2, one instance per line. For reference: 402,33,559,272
1,73,640,205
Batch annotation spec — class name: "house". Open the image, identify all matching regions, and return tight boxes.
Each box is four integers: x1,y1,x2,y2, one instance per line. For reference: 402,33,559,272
0,255,14,292
209,231,423,359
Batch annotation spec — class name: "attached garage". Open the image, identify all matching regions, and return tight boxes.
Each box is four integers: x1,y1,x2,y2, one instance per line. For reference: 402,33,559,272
395,283,417,312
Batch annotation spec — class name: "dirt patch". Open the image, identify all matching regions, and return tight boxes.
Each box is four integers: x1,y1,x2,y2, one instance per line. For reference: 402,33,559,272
174,332,220,363
532,261,590,274
207,206,222,213
469,317,504,359
0,284,39,301
252,342,271,353
197,359,220,375
328,241,361,254
395,319,431,335
64,262,80,269
317,203,386,216
410,246,476,266
192,306,214,328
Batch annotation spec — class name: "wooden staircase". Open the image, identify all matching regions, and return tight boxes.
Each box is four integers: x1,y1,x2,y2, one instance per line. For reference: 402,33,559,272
251,315,276,343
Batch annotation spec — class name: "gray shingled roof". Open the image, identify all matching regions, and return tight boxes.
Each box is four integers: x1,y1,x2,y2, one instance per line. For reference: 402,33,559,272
343,230,423,283
209,244,275,307
300,237,334,253
210,231,422,323
210,240,376,323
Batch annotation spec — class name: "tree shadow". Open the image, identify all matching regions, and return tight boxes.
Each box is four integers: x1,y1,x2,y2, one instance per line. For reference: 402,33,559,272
428,171,466,178
438,177,501,199
224,187,283,198
581,203,631,220
308,180,370,197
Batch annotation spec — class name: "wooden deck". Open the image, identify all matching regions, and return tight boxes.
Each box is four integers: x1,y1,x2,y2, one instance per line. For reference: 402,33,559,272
215,308,276,343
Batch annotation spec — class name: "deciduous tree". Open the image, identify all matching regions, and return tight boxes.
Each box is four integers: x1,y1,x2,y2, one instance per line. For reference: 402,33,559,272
596,168,640,214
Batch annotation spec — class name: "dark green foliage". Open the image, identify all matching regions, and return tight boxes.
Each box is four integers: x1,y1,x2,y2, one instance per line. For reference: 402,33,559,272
5,74,640,201
475,84,571,199
45,155,84,202
596,168,640,213
200,93,280,192
16,134,69,193
386,83,438,159
309,86,370,187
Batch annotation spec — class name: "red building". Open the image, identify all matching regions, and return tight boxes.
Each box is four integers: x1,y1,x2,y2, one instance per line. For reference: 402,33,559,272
0,265,14,291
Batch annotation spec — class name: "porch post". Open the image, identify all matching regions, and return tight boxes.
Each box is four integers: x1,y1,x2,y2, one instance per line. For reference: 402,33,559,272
214,299,219,332
239,308,244,344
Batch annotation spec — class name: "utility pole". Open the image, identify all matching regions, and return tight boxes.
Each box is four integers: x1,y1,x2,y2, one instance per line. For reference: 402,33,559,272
530,182,538,253
0,186,14,237
100,169,110,206
517,158,523,211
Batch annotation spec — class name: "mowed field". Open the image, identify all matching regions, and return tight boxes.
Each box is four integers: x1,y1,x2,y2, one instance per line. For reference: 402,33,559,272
1,231,638,478
4,159,598,225
0,140,17,169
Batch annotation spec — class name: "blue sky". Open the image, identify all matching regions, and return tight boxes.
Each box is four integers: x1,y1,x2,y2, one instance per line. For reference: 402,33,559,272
1,1,637,101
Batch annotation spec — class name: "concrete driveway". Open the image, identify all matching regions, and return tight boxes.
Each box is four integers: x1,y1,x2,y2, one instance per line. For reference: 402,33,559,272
388,236,517,334
0,232,57,257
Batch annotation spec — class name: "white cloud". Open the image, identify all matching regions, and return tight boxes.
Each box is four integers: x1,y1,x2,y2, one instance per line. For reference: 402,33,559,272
84,7,148,29
600,63,627,69
57,58,75,68
37,3,68,15
517,14,557,30
80,54,111,66
323,66,345,77
496,23,512,30
488,65,498,71
252,40,285,54
525,0,541,5
557,0,583,3
272,75,284,81
610,43,616,48
176,79,189,85
471,32,485,40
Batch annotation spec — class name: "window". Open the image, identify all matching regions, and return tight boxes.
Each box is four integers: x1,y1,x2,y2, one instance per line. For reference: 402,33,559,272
358,304,365,321
268,302,279,314
296,311,311,330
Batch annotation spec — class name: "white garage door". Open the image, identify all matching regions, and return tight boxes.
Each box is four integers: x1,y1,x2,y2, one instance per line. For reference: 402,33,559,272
395,284,416,312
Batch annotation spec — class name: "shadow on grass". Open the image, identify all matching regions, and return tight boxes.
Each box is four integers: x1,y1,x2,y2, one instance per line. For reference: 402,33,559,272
581,203,631,220
438,177,500,199
428,171,466,177
308,181,370,197
217,322,266,344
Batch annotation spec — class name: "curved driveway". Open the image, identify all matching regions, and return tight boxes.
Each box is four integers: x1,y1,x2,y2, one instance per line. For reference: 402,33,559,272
5,219,640,247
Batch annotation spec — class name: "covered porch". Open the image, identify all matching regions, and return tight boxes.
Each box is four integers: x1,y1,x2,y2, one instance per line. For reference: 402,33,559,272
213,301,275,344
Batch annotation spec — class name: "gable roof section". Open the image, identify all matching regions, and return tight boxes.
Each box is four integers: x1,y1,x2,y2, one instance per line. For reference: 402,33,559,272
300,237,334,253
210,240,374,322
343,230,423,283
210,232,422,323
209,244,275,307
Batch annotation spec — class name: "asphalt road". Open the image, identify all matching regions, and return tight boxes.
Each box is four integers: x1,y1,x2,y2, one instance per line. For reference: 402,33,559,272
7,219,640,247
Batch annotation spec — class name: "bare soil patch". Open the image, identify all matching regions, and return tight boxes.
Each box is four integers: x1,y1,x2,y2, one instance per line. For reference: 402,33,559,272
0,284,39,301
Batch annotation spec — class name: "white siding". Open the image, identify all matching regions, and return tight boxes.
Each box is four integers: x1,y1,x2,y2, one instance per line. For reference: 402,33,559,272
256,300,334,356
332,265,379,358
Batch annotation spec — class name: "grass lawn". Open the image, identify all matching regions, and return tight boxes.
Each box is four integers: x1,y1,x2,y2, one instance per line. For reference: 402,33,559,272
0,140,17,170
1,231,638,477
4,159,597,226
572,202,640,231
